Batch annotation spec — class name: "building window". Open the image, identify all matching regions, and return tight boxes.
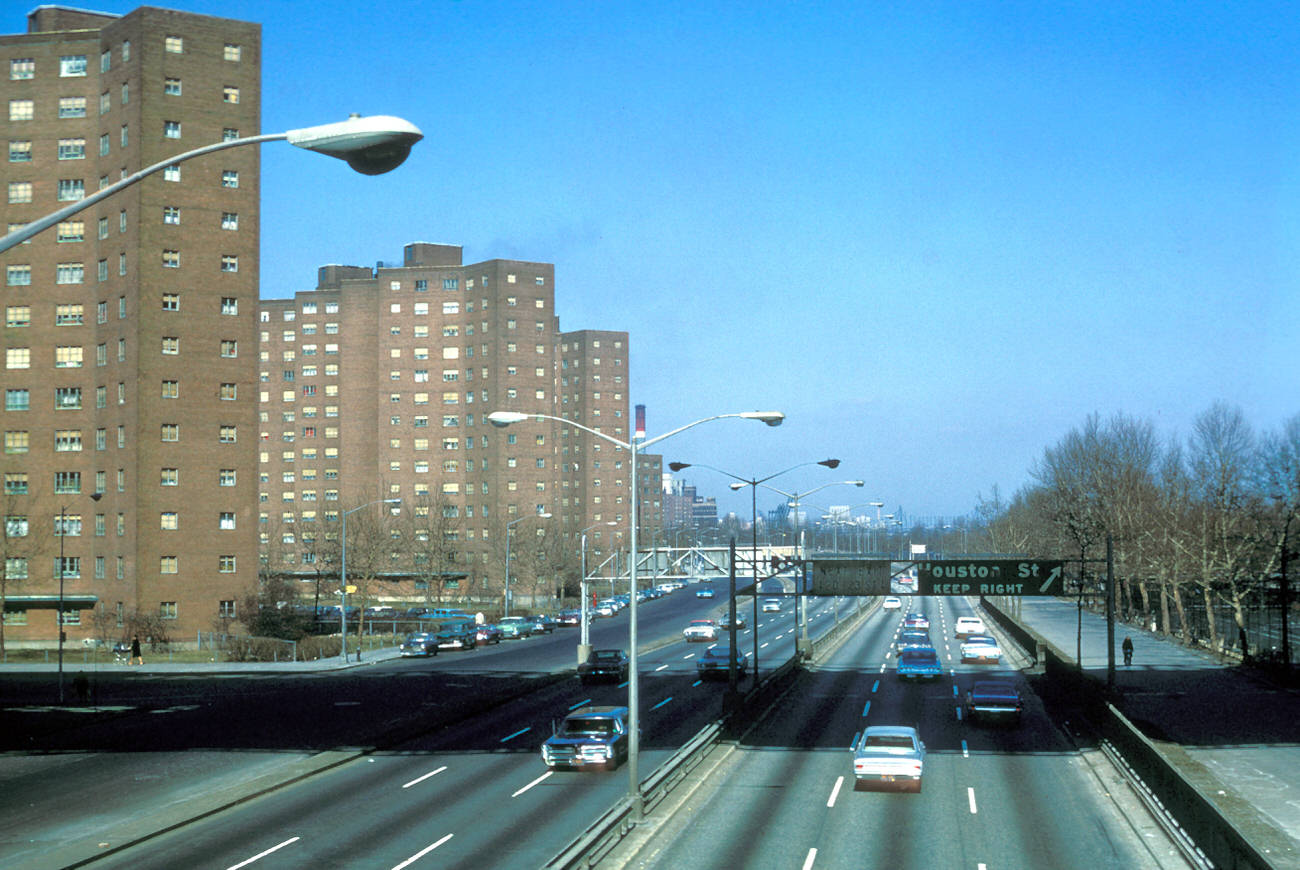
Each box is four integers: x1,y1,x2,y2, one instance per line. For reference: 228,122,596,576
59,55,88,77
164,77,181,96
4,473,27,494
220,340,238,358
161,512,178,530
221,212,238,230
9,100,34,121
222,86,239,104
162,250,179,268
57,138,86,160
219,469,236,486
219,426,237,443
160,423,179,442
7,265,32,285
221,255,238,272
57,179,85,202
161,336,179,355
57,97,86,119
164,121,181,139
5,390,29,411
55,263,84,284
164,164,180,182
57,220,84,241
221,170,239,188
9,140,32,162
165,35,183,53
10,59,35,80
161,468,179,486
224,43,242,62
160,601,179,621
219,512,236,530
221,297,238,315
54,346,83,368
163,206,180,225
162,380,178,398
5,348,30,369
54,387,82,409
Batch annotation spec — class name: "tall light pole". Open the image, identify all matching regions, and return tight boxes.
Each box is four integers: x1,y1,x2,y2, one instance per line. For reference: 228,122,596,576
1,114,422,254
505,512,552,617
489,408,784,819
340,498,400,664
668,460,842,681
578,521,617,663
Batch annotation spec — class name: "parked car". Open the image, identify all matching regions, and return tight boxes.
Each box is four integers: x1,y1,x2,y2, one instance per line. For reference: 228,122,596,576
434,620,478,650
530,614,557,634
696,645,748,680
902,612,929,630
577,649,630,684
959,634,1002,663
556,609,583,626
964,680,1023,724
475,623,503,645
497,616,534,639
882,596,902,611
852,725,926,792
683,619,718,642
541,706,630,770
897,646,942,681
398,632,438,657
955,615,987,638
762,599,781,613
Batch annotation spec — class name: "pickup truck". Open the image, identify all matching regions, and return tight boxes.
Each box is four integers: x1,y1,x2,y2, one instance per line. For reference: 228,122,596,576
540,706,629,770
964,680,1023,724
897,646,942,681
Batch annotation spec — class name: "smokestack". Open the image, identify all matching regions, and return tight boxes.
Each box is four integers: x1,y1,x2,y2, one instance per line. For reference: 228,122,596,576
635,404,646,442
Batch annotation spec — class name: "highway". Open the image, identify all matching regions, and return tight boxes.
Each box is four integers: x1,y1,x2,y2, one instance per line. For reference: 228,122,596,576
624,596,1196,870
0,584,860,869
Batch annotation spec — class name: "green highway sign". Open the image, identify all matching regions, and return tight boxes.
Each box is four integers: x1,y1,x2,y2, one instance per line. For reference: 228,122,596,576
809,559,894,596
917,560,1064,596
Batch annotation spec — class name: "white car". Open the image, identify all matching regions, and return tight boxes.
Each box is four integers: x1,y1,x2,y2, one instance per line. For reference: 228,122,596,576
762,599,781,613
882,596,902,611
960,634,1001,663
852,725,926,792
955,615,987,638
682,619,718,642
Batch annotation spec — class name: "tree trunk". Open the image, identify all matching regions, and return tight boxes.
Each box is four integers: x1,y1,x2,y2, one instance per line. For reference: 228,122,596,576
1202,585,1220,651
1159,578,1172,636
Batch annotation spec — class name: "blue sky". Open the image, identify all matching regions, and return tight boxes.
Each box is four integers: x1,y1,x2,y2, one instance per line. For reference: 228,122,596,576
64,1,1299,523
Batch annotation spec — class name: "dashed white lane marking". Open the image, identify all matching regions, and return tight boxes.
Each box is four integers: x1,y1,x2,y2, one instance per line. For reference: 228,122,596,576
512,770,552,798
401,766,447,789
227,837,299,869
827,776,844,807
968,787,978,814
391,833,454,869
802,847,818,870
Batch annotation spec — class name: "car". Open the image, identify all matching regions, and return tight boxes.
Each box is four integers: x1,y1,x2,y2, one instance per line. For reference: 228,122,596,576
683,619,718,642
696,645,748,679
556,608,583,626
577,649,630,684
530,614,557,634
895,630,932,654
496,616,534,639
592,602,616,618
434,620,478,650
597,598,623,614
762,598,781,613
955,615,987,638
882,596,902,611
718,612,747,631
959,634,1002,663
541,706,630,770
897,646,943,681
696,587,715,599
398,631,438,657
852,725,926,792
902,612,929,630
475,623,503,645
965,680,1023,724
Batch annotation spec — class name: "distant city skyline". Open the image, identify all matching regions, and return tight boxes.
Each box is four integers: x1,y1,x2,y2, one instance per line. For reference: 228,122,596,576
76,0,1300,522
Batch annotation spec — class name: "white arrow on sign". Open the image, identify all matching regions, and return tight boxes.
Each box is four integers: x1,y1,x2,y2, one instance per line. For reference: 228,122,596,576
1040,566,1062,593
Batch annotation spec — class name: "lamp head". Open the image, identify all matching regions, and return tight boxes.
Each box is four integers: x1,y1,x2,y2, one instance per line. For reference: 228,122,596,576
739,411,785,427
488,411,529,428
668,462,691,471
286,114,424,175
729,482,748,491
819,459,841,469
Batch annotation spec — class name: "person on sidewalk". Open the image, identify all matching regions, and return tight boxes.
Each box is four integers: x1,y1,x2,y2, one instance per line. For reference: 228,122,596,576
1122,635,1134,666
130,634,144,666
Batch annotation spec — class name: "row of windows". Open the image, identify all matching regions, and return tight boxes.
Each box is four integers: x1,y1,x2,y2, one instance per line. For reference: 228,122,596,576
8,41,242,82
6,168,238,205
0,600,236,626
5,339,237,368
5,421,238,450
4,298,235,329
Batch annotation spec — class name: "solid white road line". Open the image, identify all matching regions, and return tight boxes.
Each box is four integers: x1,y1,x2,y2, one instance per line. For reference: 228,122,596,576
391,833,454,869
968,787,978,814
401,765,447,789
827,776,844,807
803,847,818,870
226,837,300,869
512,770,553,798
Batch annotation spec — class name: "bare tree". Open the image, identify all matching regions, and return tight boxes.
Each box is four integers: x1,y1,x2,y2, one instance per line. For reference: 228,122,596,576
0,483,49,658
401,493,466,607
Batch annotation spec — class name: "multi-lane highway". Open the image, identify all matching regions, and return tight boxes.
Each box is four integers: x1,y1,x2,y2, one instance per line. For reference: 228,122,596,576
622,596,1195,870
0,584,861,869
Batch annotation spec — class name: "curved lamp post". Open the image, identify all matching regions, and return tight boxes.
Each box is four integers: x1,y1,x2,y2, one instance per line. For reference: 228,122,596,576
0,114,423,254
667,459,840,686
340,498,401,663
488,409,784,819
504,513,551,617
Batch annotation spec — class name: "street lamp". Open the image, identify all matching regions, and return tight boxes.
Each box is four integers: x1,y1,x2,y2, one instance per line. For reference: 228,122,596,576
669,459,840,683
0,114,423,254
57,492,100,703
578,521,617,663
505,513,552,617
340,498,401,664
488,408,784,819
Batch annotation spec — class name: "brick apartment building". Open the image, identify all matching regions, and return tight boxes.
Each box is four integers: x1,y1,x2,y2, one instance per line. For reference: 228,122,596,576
257,243,639,608
1,7,261,645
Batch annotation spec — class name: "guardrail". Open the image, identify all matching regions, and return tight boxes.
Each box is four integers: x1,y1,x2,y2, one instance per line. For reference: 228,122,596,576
545,597,873,868
983,597,1280,870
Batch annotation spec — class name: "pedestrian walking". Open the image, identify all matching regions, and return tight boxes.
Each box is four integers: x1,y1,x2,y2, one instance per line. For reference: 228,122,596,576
1122,635,1134,666
130,634,144,666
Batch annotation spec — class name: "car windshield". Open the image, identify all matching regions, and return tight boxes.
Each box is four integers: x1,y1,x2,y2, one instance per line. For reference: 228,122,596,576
563,719,617,736
592,651,622,661
901,650,938,662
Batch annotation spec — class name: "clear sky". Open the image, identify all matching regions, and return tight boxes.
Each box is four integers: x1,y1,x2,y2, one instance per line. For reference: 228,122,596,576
58,1,1299,524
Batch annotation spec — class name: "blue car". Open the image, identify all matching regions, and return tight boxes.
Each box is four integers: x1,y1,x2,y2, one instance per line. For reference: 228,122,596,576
897,646,942,681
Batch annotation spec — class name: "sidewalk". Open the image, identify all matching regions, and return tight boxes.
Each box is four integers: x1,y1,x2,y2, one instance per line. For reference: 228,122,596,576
1010,597,1300,867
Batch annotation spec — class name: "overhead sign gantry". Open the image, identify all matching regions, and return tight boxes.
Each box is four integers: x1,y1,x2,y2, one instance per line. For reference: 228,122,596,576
803,559,1065,596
